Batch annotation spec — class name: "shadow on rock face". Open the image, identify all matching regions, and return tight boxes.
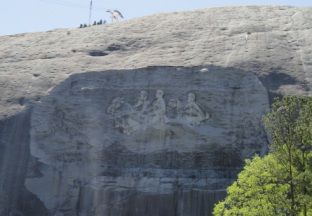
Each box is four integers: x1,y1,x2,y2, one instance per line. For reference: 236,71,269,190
258,67,309,103
260,71,298,91
24,65,270,216
0,110,49,216
3,64,302,216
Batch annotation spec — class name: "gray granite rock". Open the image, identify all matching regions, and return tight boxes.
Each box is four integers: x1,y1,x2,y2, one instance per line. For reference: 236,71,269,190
0,6,311,216
25,66,269,215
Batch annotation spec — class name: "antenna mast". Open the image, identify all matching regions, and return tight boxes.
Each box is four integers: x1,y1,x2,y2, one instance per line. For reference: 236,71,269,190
88,0,93,26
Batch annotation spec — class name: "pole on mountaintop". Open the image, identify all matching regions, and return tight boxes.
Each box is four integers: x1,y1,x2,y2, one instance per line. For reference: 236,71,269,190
88,0,93,26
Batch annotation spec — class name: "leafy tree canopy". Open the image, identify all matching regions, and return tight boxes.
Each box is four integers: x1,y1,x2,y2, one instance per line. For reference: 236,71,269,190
214,96,312,216
214,155,290,215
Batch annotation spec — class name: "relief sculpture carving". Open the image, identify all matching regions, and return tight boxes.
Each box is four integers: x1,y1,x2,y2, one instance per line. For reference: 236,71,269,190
107,90,210,134
183,93,210,126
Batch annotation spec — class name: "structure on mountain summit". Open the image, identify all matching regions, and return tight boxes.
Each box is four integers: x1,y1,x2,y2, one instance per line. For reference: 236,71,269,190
106,9,124,22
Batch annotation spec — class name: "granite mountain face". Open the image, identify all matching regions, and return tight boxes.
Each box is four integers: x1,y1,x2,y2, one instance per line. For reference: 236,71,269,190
0,6,311,216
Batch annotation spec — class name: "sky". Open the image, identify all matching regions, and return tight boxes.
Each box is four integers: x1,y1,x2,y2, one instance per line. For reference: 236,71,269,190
1,0,311,36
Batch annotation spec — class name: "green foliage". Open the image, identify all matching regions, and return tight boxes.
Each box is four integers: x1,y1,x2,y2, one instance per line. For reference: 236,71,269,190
264,96,312,215
214,155,290,215
214,96,312,216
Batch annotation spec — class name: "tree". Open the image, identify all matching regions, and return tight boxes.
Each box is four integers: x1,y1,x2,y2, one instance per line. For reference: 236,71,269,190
294,99,312,216
264,96,312,215
214,96,312,216
214,155,291,216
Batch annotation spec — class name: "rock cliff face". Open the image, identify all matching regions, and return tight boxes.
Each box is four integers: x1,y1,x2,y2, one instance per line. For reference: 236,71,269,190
0,6,312,216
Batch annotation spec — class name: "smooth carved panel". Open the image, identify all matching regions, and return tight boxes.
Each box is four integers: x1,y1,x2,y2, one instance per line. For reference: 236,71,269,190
30,67,269,164
107,90,210,135
27,67,270,215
